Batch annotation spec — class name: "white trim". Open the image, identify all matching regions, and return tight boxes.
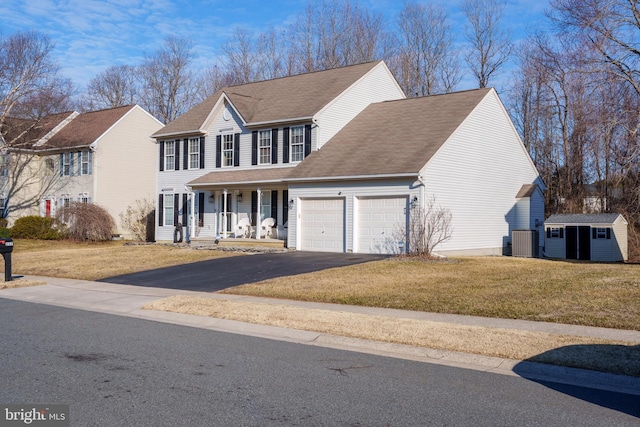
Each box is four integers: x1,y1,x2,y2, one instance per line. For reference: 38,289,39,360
245,116,315,128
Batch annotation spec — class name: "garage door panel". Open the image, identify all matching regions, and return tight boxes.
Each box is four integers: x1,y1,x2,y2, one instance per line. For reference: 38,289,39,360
301,198,345,252
358,197,408,254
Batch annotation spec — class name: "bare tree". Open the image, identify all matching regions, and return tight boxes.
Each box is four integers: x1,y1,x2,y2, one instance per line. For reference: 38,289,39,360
0,31,73,220
83,65,137,110
394,2,459,97
222,28,261,85
394,196,453,256
462,0,513,88
138,36,198,124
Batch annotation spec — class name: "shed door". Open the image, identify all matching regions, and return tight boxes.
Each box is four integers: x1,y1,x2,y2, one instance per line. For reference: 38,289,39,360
358,197,408,254
566,226,591,260
300,198,345,252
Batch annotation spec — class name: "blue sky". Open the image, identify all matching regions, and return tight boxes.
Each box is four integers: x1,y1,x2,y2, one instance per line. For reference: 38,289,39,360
1,0,551,92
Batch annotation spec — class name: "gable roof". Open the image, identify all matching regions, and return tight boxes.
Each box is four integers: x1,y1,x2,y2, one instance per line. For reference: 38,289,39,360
545,213,627,225
288,88,492,181
36,105,136,151
153,61,384,138
0,112,75,149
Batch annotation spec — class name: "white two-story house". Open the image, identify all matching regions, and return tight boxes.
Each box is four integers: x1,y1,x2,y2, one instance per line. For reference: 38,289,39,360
0,105,163,238
154,61,545,255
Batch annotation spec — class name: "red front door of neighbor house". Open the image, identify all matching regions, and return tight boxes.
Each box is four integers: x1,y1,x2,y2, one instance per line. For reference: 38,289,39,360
45,200,51,217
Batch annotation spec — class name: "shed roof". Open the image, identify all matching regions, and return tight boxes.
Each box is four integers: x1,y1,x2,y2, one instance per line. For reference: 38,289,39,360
189,167,293,187
153,61,384,137
545,213,626,225
287,88,491,180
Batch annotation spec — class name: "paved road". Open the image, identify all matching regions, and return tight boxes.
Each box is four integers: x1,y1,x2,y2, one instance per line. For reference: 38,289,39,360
98,251,387,291
1,299,638,426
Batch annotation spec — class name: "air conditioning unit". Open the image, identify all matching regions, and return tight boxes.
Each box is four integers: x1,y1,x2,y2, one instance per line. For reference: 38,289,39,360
512,230,539,258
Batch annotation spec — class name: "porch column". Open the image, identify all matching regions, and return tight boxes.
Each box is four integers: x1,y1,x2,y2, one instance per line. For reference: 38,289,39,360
256,188,262,240
222,188,228,238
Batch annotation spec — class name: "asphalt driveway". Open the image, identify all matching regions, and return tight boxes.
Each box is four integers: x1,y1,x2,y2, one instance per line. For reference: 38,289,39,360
98,251,388,292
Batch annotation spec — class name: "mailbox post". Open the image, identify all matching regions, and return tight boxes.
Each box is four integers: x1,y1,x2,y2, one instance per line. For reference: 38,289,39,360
0,238,14,282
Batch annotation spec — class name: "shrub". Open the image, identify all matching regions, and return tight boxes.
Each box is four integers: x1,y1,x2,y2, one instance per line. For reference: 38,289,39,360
0,227,10,238
10,216,62,240
57,202,115,242
119,198,155,242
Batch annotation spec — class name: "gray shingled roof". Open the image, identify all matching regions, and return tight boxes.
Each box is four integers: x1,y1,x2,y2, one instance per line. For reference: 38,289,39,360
153,61,383,138
545,213,624,224
288,88,492,180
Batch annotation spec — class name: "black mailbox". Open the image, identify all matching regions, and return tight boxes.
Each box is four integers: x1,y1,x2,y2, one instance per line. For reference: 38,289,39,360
0,238,14,254
0,238,13,281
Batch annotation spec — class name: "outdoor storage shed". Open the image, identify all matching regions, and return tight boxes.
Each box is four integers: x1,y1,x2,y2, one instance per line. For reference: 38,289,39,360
544,213,628,262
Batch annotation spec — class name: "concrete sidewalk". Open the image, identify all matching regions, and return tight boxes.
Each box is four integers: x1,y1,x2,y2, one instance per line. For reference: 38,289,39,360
2,275,640,396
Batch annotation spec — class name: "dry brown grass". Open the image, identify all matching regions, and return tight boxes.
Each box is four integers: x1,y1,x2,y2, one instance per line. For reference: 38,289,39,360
144,295,640,376
0,278,47,290
222,257,640,331
7,240,236,280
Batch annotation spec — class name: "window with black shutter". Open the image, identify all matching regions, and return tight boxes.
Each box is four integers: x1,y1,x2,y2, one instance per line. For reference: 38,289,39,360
283,127,290,163
199,136,205,169
216,135,222,168
271,191,278,225
252,131,258,165
234,133,240,167
304,124,312,157
159,142,164,171
272,128,278,164
282,190,288,225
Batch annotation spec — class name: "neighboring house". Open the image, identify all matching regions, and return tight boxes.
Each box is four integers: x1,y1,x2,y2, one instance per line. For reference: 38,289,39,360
0,105,163,238
153,61,544,255
544,213,628,262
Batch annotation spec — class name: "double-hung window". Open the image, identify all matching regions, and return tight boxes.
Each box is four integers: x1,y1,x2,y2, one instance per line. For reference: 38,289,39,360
259,130,271,165
80,151,92,175
290,126,304,162
222,134,234,167
62,152,73,176
550,227,561,238
260,191,271,222
189,137,200,170
163,194,174,226
596,228,607,239
164,141,176,171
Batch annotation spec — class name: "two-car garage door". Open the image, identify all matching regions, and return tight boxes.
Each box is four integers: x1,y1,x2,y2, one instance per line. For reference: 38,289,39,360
300,196,408,254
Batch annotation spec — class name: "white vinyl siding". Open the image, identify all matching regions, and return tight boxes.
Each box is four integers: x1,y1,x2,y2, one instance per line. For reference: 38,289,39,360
421,90,542,255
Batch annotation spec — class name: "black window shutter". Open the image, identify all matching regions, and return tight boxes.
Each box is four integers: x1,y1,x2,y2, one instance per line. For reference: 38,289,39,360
271,191,278,226
77,151,82,175
70,152,74,176
199,136,205,169
546,228,551,238
198,192,205,227
234,133,240,167
251,191,258,226
158,194,164,226
592,228,597,239
304,124,312,157
283,127,290,163
606,228,611,239
183,139,189,170
159,142,164,171
173,194,180,226
252,131,258,165
272,129,278,164
559,228,564,238
182,193,188,226
216,135,221,168
282,190,288,224
60,153,64,176
175,140,180,171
